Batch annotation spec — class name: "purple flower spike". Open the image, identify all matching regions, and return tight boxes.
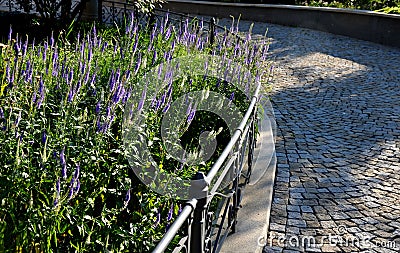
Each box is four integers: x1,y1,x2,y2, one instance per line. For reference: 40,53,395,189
152,50,157,65
166,83,173,98
76,80,82,93
0,108,3,118
155,209,161,225
137,100,144,112
124,189,131,203
69,176,75,188
162,102,170,113
13,38,21,56
89,73,96,87
56,178,61,195
60,148,67,179
43,42,47,61
186,102,192,116
125,70,131,82
67,87,74,103
187,102,197,123
150,22,157,42
5,64,10,83
155,99,161,111
93,25,97,38
157,64,163,79
79,61,84,74
88,48,92,62
42,131,47,144
50,33,54,48
165,26,171,40
160,93,167,107
106,106,111,118
138,86,147,111
101,42,108,52
134,54,141,74
68,187,74,200
229,92,235,101
31,92,37,104
15,111,21,127
76,32,80,47
109,70,116,92
164,13,169,27
74,179,80,194
114,82,125,104
187,110,196,123
122,87,132,104
171,40,176,51
74,165,80,179
80,43,85,58
95,101,101,114
67,69,73,85
8,26,12,41
215,79,221,88
97,37,102,48
167,204,174,221
22,39,28,58
126,17,132,35
52,50,58,66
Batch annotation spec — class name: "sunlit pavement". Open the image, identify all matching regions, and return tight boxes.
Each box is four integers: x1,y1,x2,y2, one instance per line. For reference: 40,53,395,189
216,18,400,253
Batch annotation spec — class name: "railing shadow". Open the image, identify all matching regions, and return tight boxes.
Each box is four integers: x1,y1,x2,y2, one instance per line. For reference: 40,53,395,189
257,21,400,251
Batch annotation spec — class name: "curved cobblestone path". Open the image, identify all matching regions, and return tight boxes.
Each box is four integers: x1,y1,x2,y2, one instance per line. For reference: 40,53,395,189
217,19,400,252
264,24,400,252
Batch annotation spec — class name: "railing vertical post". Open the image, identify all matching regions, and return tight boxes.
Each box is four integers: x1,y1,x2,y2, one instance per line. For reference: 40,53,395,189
112,2,115,23
209,17,215,46
98,0,103,23
189,172,207,253
230,153,239,234
248,109,256,173
190,199,206,253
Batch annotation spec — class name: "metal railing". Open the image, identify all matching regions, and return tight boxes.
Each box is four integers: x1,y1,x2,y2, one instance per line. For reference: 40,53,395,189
99,1,262,252
0,0,19,12
0,0,82,17
99,0,245,44
152,91,260,253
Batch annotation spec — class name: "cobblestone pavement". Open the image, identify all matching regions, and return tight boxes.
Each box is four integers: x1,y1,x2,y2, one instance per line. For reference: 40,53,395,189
216,19,400,252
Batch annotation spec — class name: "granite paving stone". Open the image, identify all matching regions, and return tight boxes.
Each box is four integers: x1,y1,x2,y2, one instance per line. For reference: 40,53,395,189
214,17,400,253
231,21,399,253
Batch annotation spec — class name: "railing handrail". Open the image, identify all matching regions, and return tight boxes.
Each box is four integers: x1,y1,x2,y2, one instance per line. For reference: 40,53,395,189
206,85,260,183
153,198,198,253
149,81,261,252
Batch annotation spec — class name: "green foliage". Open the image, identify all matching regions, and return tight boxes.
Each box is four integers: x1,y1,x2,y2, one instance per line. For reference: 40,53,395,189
127,0,165,13
376,6,400,13
301,0,400,12
0,13,270,252
0,23,173,252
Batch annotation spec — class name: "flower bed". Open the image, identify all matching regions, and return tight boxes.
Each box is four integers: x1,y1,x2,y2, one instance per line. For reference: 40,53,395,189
0,13,269,251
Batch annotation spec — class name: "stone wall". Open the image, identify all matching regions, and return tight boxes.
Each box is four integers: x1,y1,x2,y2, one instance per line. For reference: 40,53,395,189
162,0,400,48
